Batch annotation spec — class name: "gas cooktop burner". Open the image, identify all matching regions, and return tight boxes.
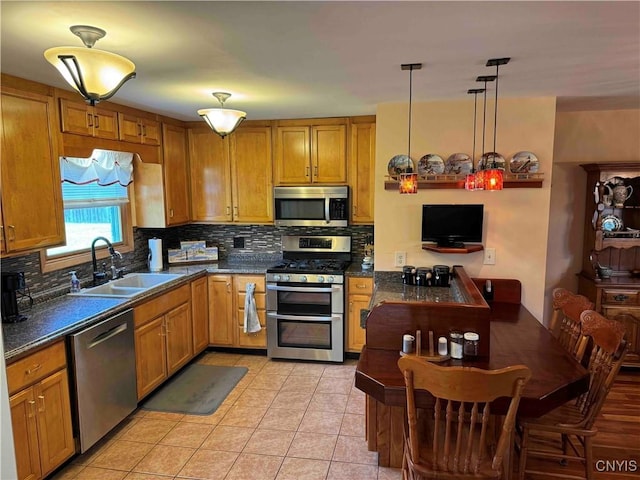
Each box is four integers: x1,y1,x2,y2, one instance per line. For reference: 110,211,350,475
268,259,350,274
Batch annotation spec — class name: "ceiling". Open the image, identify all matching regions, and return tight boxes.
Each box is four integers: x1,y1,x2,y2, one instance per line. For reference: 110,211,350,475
1,1,639,122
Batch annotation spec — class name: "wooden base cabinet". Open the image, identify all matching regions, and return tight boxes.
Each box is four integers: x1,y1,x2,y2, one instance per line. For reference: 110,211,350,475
208,274,267,349
191,276,209,355
347,277,373,353
7,341,74,480
134,284,192,400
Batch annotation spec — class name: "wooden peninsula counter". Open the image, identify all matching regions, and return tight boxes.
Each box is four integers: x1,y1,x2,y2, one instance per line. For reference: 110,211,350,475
355,267,589,468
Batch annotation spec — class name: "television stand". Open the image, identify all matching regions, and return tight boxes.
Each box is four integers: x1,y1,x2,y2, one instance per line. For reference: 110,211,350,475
422,243,484,254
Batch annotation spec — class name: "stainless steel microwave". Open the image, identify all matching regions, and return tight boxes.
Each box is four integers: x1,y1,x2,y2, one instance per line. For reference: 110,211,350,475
274,186,349,227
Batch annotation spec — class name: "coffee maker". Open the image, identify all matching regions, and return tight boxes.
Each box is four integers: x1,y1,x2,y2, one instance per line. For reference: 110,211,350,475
2,271,27,323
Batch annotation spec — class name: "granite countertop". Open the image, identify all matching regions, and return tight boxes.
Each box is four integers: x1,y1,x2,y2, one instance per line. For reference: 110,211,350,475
2,260,277,362
369,278,468,307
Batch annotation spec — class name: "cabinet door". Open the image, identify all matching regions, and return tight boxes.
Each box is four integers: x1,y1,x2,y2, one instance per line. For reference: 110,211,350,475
349,121,376,224
274,126,311,184
92,107,119,140
189,127,232,221
208,275,235,346
59,98,93,136
1,88,65,253
34,370,74,477
230,126,273,223
347,294,370,352
118,113,142,143
163,124,190,225
602,306,640,364
166,302,193,375
10,388,41,480
312,125,347,184
140,118,161,146
135,317,167,400
191,277,209,355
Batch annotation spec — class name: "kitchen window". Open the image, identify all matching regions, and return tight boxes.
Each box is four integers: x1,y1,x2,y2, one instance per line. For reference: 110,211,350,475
40,151,134,273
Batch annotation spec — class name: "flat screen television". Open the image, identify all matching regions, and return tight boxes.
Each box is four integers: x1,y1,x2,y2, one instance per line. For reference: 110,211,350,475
421,204,484,248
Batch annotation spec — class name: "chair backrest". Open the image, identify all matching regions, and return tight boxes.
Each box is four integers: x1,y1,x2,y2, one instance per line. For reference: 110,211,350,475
398,356,531,475
573,310,628,429
549,287,594,361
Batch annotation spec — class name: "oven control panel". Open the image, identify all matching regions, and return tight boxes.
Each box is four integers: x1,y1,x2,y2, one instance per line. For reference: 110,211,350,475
266,273,343,284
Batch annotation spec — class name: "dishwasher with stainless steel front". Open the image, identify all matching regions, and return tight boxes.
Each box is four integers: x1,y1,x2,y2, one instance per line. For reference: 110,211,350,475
68,309,137,452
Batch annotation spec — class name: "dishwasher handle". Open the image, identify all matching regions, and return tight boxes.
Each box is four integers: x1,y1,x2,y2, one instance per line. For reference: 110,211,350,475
87,322,129,350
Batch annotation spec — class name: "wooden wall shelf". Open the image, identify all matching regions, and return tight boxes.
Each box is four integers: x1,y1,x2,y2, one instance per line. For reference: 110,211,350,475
384,173,544,190
422,244,484,254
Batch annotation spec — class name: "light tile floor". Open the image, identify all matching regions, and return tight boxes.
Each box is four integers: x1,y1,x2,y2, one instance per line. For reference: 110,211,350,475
52,352,402,480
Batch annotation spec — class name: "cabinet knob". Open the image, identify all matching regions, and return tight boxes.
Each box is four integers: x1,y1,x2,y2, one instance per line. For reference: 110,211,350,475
306,166,310,178
26,363,42,375
94,115,100,129
87,113,93,127
28,400,36,418
613,294,629,302
38,395,45,413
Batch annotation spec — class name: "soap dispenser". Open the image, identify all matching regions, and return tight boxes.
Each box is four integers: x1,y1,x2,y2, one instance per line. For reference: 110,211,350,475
70,271,81,293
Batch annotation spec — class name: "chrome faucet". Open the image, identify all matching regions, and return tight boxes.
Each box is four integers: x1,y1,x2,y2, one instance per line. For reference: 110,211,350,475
91,237,125,285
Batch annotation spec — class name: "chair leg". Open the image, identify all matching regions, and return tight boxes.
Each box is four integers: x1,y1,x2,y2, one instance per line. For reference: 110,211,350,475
584,436,593,480
518,425,529,480
560,433,568,466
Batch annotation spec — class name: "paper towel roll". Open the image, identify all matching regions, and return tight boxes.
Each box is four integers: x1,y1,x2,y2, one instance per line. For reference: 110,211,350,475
148,238,163,272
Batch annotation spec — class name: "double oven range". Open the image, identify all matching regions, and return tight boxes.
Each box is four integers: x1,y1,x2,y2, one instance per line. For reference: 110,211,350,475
266,235,351,363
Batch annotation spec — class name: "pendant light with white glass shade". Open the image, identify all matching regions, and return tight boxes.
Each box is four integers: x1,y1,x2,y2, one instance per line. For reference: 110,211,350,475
197,92,247,138
44,25,136,106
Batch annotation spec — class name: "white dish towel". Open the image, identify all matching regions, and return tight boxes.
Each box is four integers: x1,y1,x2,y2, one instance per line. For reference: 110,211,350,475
243,282,262,333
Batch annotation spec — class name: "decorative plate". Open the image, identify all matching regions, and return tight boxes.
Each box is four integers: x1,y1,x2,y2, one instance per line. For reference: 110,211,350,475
387,154,414,177
510,151,539,173
601,214,624,232
417,154,445,176
444,153,473,175
477,152,506,171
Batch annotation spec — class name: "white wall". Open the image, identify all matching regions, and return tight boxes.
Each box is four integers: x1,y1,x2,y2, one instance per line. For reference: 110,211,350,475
374,97,557,320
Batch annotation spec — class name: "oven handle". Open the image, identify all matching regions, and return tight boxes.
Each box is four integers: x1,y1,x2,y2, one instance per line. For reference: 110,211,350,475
267,312,339,322
325,199,331,224
266,285,338,293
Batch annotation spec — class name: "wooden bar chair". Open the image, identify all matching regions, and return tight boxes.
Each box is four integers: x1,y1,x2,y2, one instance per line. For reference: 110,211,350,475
397,356,531,479
548,288,594,362
517,310,628,480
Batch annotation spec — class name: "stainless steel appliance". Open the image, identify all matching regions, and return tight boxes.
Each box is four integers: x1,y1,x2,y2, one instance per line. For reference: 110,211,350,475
274,185,349,227
267,235,351,362
1,272,26,323
68,309,137,452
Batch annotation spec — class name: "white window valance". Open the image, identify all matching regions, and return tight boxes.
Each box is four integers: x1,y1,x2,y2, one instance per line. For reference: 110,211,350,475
60,149,135,186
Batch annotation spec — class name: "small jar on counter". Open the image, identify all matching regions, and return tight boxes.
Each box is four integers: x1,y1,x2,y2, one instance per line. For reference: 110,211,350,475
449,331,464,359
463,332,480,357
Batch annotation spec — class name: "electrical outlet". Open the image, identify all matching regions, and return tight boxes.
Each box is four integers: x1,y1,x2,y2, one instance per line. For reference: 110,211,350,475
484,247,496,265
394,251,407,267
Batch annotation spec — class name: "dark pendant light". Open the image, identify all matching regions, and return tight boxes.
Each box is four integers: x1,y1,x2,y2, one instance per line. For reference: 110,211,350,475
399,62,422,194
465,88,485,191
483,57,511,191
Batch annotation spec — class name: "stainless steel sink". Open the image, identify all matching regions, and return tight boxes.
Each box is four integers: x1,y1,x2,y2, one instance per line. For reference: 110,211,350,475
69,273,184,298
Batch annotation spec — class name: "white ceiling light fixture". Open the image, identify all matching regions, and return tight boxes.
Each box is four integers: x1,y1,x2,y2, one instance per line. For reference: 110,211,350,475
197,92,247,138
44,25,136,106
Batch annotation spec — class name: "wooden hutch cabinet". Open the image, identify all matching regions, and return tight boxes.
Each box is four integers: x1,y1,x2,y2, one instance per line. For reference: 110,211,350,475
578,162,640,366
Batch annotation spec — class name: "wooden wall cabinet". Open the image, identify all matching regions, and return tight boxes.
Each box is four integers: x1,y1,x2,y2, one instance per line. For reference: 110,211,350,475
578,162,640,366
1,87,65,255
59,98,119,139
133,123,190,227
274,120,347,185
118,113,161,146
349,117,376,224
208,274,267,349
346,277,373,352
189,125,272,223
7,341,75,480
134,284,193,400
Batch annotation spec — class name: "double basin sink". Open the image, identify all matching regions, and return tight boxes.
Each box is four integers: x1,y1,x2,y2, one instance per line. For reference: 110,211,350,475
69,273,184,298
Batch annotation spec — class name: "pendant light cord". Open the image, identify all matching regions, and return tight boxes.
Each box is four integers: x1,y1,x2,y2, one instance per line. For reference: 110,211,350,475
472,92,478,172
408,67,413,159
493,64,499,154
482,83,487,162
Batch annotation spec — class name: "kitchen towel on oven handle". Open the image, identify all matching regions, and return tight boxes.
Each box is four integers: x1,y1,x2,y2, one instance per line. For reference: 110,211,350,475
243,283,261,333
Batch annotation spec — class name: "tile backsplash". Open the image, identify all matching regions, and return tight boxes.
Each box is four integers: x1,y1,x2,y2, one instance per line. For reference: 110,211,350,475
1,224,373,302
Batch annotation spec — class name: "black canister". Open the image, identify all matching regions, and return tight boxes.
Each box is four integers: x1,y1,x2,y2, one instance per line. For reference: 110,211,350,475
402,266,416,285
415,267,433,287
433,265,450,287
